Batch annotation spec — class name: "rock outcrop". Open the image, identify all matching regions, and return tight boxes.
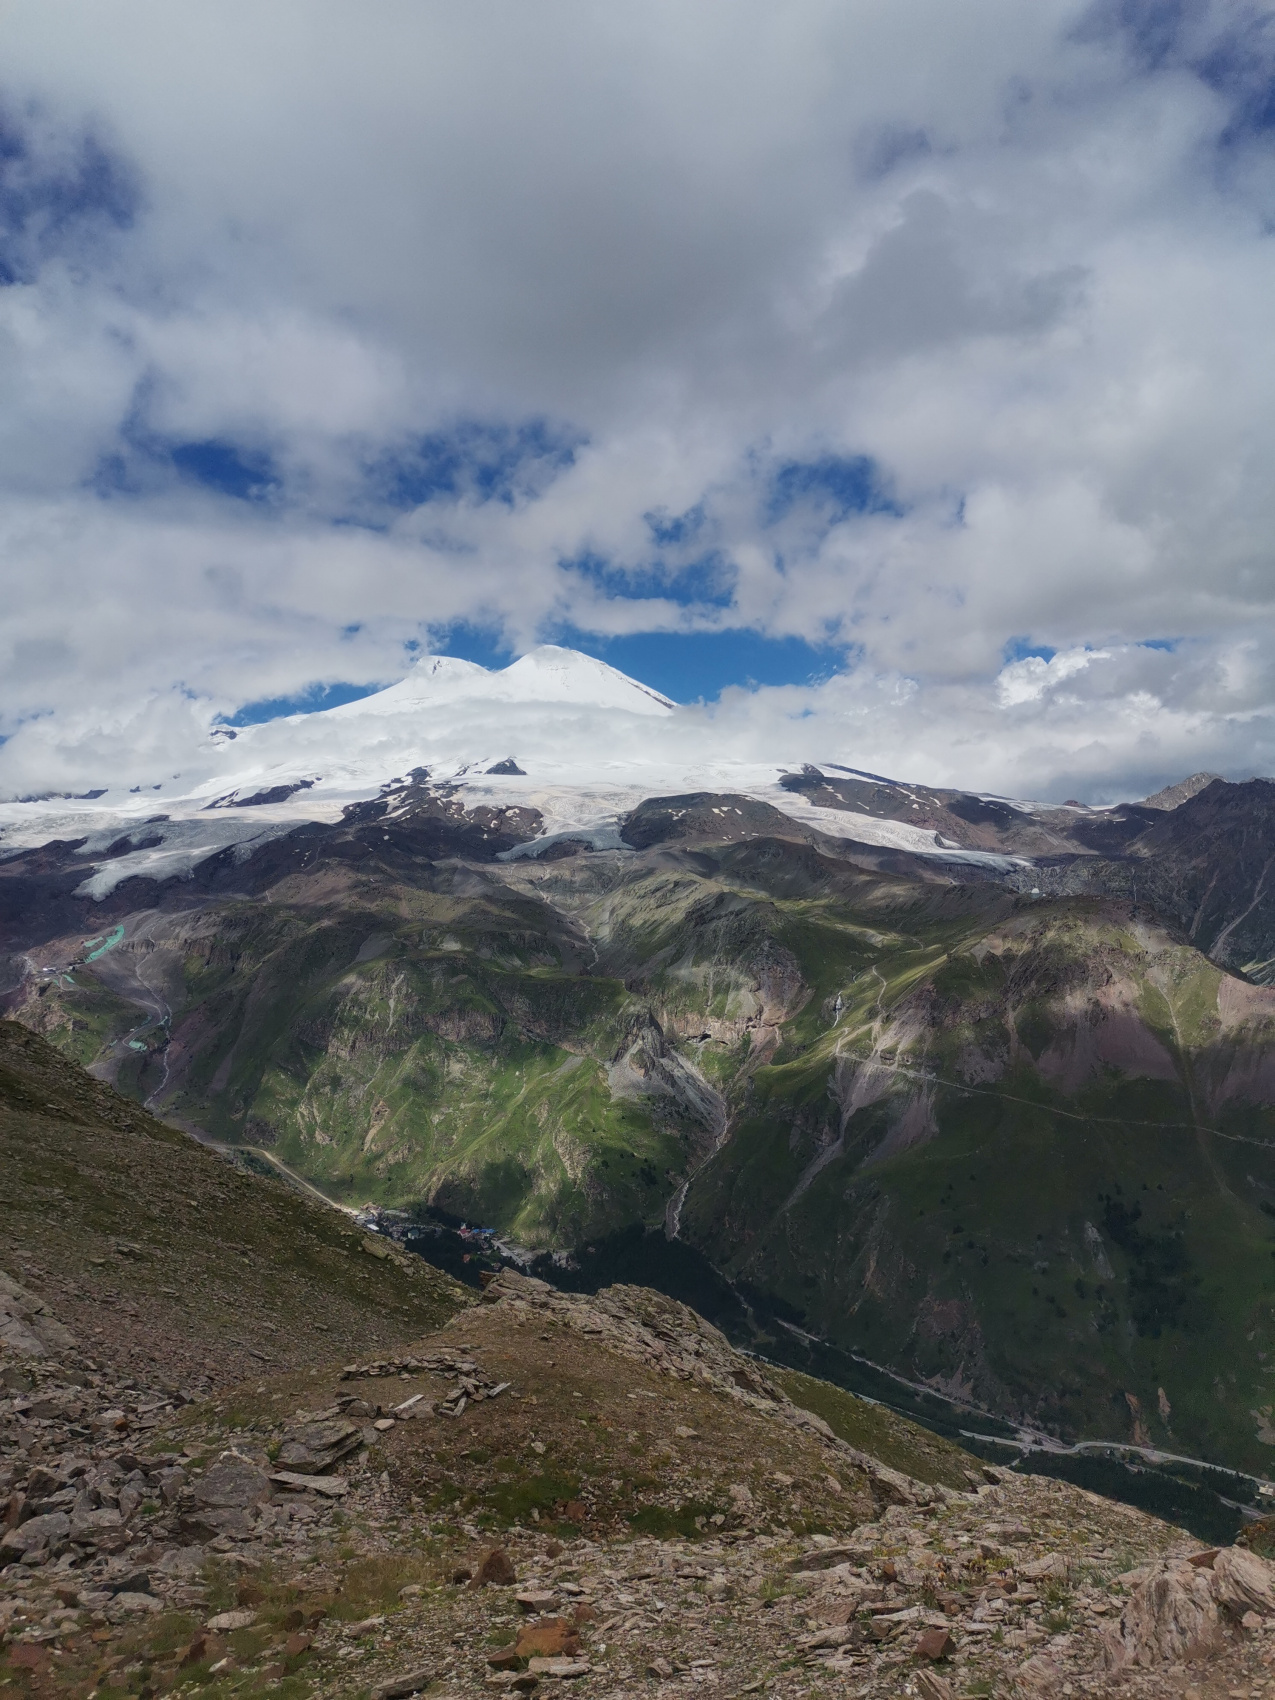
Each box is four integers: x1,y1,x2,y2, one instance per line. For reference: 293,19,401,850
0,1273,74,1359
479,1269,921,1510
1103,1545,1275,1669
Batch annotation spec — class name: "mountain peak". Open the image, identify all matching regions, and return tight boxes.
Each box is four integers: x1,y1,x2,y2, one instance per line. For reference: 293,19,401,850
498,645,676,712
327,644,675,721
1141,771,1222,810
328,652,488,716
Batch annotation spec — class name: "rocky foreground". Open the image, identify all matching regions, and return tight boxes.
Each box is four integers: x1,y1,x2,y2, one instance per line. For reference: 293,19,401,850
5,1268,1275,1700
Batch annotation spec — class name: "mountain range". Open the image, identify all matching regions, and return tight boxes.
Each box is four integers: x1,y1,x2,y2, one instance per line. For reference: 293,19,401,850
5,647,1275,1478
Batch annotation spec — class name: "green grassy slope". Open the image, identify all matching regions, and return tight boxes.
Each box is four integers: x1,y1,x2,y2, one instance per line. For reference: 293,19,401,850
679,896,1275,1473
0,1018,471,1384
15,860,713,1243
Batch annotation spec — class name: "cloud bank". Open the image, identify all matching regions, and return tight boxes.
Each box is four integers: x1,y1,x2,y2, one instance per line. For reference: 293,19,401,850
2,0,1275,802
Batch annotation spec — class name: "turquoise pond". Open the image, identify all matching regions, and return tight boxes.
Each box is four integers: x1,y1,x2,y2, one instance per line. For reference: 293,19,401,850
82,924,125,962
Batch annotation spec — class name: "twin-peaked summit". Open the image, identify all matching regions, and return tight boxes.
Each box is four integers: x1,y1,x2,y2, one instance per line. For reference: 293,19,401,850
331,645,676,719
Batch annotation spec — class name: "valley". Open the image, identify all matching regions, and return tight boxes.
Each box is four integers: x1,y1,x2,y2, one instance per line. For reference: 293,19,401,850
4,1020,1275,1700
7,772,1275,1477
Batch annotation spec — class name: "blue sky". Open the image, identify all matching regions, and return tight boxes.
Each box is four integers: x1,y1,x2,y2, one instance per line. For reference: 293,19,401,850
4,0,1275,801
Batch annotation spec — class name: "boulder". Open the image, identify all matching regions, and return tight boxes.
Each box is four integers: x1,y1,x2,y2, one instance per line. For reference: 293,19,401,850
476,1547,517,1586
0,1272,75,1357
915,1673,953,1700
1103,1560,1220,1668
70,1506,124,1545
276,1419,362,1475
271,1470,348,1496
787,1544,863,1572
516,1618,581,1658
102,1567,154,1596
206,1609,258,1632
192,1458,272,1509
515,1590,558,1613
526,1658,590,1679
1212,1546,1275,1618
28,1390,84,1420
108,1592,163,1620
187,1505,254,1539
155,1466,187,1504
1016,1655,1064,1695
798,1626,852,1651
916,1627,954,1660
0,1510,70,1560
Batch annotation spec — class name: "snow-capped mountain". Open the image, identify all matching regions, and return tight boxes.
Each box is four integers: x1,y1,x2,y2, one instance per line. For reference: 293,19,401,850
327,647,676,718
0,645,1036,897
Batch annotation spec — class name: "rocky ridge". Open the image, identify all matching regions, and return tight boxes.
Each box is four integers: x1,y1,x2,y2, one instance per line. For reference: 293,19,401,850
5,1269,1275,1698
467,1271,922,1511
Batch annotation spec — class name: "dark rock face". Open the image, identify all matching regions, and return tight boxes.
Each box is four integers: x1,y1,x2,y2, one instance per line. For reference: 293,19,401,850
620,793,809,849
206,779,317,809
1009,779,1275,983
1141,772,1221,811
0,785,547,989
339,782,543,859
775,769,1084,856
1129,780,1275,972
1061,804,1162,856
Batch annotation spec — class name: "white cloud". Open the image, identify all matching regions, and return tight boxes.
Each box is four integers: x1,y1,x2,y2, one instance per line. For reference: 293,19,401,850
996,648,1107,707
1,0,1274,803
